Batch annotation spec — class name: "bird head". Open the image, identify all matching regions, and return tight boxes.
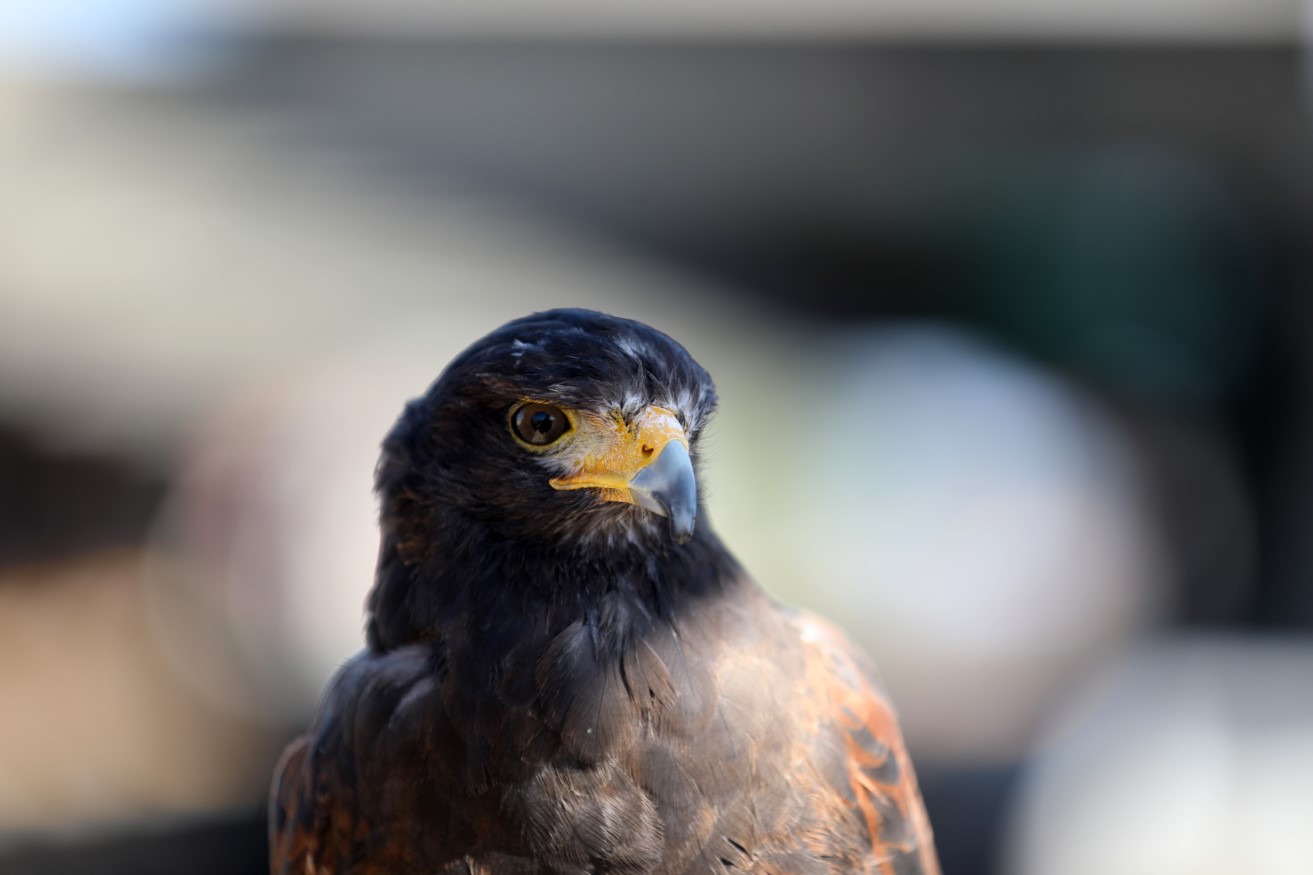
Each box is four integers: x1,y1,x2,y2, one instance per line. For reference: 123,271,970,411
376,310,718,565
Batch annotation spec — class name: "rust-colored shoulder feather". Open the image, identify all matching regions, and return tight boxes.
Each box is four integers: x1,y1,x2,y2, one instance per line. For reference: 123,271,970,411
792,612,940,875
269,738,315,874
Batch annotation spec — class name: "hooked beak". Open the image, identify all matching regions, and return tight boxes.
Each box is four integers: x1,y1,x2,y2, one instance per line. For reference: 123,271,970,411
548,406,698,543
628,441,698,544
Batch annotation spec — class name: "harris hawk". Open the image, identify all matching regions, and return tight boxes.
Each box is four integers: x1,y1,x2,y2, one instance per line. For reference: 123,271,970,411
269,310,939,875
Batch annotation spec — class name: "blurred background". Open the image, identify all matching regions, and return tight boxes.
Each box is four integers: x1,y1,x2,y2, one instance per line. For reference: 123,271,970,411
3,1,1313,873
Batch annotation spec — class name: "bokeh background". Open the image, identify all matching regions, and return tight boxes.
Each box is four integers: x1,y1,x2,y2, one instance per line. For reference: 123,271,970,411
3,2,1313,873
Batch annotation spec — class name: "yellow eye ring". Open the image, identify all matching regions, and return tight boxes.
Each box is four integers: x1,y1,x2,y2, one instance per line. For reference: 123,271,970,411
509,401,574,449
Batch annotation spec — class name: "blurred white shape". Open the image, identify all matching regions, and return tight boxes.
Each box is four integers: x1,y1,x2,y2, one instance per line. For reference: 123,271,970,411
0,0,229,81
1007,637,1313,875
0,76,760,466
143,366,406,720
789,325,1167,761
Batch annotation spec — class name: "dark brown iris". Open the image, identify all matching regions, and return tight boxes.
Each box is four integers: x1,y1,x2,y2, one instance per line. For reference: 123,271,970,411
511,402,571,446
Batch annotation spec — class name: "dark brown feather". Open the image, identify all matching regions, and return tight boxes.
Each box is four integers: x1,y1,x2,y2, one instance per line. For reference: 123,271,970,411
270,577,939,875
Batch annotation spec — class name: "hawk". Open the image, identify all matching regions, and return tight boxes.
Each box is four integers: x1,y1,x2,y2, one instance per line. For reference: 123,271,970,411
270,309,939,874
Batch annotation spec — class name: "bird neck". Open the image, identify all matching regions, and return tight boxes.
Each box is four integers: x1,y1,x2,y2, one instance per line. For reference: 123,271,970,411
365,521,743,654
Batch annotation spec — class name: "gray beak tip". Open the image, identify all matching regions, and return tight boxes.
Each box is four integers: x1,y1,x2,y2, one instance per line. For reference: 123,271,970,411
669,509,696,545
629,441,699,544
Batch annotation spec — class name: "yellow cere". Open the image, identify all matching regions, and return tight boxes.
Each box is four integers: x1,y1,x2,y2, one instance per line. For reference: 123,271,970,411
549,406,688,506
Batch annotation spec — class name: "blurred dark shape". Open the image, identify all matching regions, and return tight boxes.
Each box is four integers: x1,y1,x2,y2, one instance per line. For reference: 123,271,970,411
0,808,265,875
893,151,1268,405
198,40,1303,321
0,428,164,566
919,765,1018,875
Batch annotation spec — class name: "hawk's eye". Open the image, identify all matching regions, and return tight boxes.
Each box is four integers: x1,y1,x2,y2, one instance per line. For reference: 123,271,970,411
511,402,571,447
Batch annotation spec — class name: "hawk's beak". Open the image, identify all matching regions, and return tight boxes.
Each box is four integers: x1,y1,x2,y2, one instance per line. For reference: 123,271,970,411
549,406,698,543
628,441,697,544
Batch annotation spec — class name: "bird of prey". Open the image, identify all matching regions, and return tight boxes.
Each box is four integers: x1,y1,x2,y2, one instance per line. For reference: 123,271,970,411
270,309,939,875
